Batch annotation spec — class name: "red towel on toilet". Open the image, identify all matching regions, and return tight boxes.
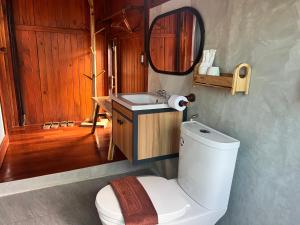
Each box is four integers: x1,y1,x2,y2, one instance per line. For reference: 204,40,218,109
110,176,158,225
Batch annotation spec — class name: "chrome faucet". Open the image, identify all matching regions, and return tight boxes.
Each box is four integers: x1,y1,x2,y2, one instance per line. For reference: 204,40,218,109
189,113,199,121
156,89,169,99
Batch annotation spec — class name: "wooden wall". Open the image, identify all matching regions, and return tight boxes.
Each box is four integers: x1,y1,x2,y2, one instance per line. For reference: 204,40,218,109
179,11,194,71
150,14,178,71
94,0,171,93
0,0,11,166
149,10,194,72
97,0,148,93
150,0,171,8
0,0,9,131
11,0,106,125
0,0,173,128
94,0,109,96
0,0,19,130
119,35,145,92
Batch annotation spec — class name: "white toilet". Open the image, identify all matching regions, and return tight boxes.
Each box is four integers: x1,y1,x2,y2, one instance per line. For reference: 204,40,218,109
95,121,240,225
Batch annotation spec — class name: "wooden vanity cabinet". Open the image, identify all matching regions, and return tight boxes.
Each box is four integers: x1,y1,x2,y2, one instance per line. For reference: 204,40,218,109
112,110,133,161
112,101,184,163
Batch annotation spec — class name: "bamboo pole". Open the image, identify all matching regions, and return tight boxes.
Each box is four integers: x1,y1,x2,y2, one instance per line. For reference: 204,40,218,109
87,0,98,123
88,0,97,99
113,41,118,95
80,0,97,126
81,0,109,127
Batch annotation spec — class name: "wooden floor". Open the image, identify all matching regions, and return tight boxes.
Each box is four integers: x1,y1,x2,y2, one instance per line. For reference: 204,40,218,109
0,125,126,183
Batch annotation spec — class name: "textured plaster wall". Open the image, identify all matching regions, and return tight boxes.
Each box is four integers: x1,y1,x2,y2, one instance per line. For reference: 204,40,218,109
149,0,300,225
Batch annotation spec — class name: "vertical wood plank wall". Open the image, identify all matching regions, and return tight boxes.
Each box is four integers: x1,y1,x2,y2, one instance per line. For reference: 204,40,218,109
149,10,194,72
11,0,106,125
119,34,146,93
1,0,173,127
104,0,148,93
94,0,109,97
150,14,177,72
179,11,194,71
150,0,171,8
0,0,19,129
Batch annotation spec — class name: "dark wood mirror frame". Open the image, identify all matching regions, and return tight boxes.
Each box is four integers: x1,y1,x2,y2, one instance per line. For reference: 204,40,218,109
147,7,205,76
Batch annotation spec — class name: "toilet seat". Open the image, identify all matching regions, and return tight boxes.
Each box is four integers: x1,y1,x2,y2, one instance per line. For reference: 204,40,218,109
95,176,190,224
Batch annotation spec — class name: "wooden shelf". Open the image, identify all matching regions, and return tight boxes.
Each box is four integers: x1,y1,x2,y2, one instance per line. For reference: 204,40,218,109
193,63,252,95
194,73,233,89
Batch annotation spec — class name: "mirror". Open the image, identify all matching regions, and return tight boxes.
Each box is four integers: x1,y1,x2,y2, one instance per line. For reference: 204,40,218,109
147,7,205,75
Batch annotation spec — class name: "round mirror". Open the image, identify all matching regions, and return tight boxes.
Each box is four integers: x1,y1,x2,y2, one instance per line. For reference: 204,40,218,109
147,7,205,75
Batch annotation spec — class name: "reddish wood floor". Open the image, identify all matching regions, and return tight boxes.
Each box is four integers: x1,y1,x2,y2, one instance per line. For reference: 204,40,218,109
0,126,126,183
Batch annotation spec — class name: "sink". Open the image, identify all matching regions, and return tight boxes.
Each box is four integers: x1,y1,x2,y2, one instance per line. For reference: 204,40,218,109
121,94,164,104
111,93,169,111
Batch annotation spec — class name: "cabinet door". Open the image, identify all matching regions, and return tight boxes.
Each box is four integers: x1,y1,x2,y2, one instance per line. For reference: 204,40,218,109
112,110,122,150
138,111,182,160
121,116,133,161
112,110,133,161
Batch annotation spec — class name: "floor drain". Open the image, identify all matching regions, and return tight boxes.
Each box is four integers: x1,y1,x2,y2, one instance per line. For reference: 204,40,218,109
200,129,210,134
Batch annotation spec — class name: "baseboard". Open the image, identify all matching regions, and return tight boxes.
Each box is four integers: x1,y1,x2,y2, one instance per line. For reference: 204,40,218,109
0,135,9,167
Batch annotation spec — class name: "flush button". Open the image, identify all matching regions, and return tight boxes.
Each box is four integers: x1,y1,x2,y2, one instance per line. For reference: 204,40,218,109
200,129,210,134
180,137,184,146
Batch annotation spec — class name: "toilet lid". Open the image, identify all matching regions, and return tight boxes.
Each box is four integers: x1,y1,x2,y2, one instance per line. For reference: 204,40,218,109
96,176,189,224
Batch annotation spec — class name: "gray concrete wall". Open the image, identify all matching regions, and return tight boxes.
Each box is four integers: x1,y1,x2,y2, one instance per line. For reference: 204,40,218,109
149,0,300,225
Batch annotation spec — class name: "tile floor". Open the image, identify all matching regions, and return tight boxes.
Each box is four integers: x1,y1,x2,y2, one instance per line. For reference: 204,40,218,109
0,169,154,225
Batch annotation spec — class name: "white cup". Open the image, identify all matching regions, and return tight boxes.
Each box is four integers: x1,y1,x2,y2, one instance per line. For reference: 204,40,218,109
198,66,209,75
206,67,220,76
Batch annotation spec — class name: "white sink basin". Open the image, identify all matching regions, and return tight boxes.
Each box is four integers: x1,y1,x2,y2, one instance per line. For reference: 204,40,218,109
121,94,164,104
111,93,169,111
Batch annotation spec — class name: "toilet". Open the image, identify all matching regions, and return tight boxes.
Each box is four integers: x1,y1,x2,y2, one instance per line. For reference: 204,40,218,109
95,121,240,225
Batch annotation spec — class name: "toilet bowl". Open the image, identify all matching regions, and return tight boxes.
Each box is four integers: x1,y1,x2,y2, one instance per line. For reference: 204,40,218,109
96,176,188,225
95,121,240,225
96,176,226,225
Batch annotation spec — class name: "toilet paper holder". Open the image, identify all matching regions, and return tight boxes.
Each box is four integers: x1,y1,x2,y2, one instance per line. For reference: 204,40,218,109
179,93,196,107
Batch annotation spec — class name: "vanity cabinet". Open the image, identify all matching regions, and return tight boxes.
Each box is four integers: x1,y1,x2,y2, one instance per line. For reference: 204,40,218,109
112,101,184,163
112,110,133,161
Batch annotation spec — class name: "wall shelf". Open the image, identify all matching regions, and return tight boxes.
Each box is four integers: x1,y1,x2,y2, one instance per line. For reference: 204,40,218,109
193,63,252,95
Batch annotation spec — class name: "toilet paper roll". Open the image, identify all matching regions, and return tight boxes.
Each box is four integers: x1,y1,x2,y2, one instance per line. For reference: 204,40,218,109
168,95,188,111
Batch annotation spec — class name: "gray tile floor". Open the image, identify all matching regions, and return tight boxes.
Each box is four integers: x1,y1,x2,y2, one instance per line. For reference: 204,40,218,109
0,170,154,225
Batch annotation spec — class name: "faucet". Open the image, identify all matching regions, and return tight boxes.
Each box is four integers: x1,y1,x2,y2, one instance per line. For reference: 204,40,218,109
156,89,169,99
189,113,199,121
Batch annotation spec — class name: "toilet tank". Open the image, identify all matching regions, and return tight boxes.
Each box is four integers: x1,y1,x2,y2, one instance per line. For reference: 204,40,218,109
178,121,240,210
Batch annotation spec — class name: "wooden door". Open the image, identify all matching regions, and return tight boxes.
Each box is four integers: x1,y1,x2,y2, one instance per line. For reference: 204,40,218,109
118,35,146,93
9,0,107,125
0,0,10,166
106,0,148,94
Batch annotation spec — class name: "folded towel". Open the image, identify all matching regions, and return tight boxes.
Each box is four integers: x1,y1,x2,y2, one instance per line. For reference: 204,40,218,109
110,176,158,225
